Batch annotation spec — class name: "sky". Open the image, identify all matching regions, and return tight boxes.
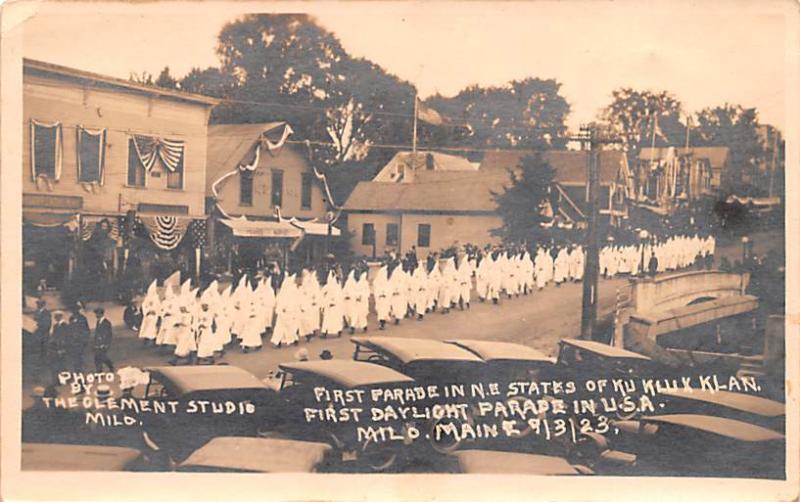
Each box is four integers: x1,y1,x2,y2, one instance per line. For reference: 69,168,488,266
20,1,790,131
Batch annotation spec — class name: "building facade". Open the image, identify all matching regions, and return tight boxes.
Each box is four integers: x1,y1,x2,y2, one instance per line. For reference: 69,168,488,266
342,150,633,258
22,59,217,293
205,123,338,270
636,146,729,213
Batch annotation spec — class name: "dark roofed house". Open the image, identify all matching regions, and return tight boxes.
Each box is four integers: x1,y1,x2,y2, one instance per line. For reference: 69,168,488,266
342,149,631,257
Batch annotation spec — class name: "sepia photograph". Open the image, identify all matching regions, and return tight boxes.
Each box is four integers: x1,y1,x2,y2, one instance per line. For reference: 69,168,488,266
1,0,797,499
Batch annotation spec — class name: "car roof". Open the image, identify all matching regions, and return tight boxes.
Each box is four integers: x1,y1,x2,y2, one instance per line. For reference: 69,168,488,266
351,336,485,364
279,360,414,388
178,437,332,472
453,450,579,475
447,339,554,363
643,414,785,442
560,339,651,361
22,443,142,471
659,389,785,417
146,366,267,395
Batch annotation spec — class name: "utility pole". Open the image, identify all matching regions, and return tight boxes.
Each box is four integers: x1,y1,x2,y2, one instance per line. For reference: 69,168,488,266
768,128,778,198
572,125,622,341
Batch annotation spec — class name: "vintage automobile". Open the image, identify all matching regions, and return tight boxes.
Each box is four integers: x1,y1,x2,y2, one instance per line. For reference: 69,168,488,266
133,365,279,463
652,388,785,432
451,449,593,475
555,338,653,377
445,339,555,380
350,336,486,383
22,443,147,471
272,359,416,472
607,414,785,478
176,437,333,473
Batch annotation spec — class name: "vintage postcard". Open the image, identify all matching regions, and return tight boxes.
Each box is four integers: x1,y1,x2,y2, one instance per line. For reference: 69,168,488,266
1,1,797,500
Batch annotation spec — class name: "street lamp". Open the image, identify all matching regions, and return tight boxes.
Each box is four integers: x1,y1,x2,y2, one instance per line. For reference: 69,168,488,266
741,235,750,264
639,229,649,276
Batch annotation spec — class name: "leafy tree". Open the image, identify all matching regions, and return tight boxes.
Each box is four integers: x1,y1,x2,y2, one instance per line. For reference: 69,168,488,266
179,67,238,98
424,78,571,150
599,88,688,153
492,153,556,243
210,14,415,166
155,66,178,89
693,104,766,193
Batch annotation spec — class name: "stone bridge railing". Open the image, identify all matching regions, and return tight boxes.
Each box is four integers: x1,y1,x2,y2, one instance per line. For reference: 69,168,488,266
629,270,750,314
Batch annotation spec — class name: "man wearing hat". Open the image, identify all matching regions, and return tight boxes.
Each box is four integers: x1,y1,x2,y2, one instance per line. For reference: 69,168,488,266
319,349,333,360
93,307,114,372
33,299,51,362
48,311,69,385
68,304,90,371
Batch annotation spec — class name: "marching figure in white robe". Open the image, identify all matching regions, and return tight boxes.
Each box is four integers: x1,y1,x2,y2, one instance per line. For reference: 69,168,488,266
214,286,233,351
389,267,408,323
342,271,360,334
456,257,472,309
321,272,345,337
475,255,490,301
412,264,429,318
271,275,300,348
139,281,160,343
298,270,321,341
195,303,216,363
170,307,195,365
350,272,370,333
373,266,392,330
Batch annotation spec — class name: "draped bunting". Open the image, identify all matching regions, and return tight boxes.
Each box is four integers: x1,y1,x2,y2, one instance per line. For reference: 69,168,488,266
81,216,120,242
139,215,190,250
131,135,185,172
238,143,261,172
77,126,107,186
262,123,294,152
30,119,63,181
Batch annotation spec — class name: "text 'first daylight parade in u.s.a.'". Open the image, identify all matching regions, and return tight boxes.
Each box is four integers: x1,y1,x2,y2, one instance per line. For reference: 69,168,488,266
6,1,794,493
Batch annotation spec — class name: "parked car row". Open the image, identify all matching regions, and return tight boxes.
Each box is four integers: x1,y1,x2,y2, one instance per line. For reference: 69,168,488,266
21,336,786,477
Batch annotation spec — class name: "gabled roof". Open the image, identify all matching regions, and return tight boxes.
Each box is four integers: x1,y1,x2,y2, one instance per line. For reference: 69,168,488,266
480,150,628,185
343,149,629,213
639,147,730,169
343,169,510,212
206,122,292,194
24,58,219,106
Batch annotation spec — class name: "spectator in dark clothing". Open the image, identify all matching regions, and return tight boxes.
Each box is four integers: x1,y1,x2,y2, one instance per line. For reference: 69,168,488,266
33,300,51,361
68,305,90,371
93,307,114,372
123,301,142,331
704,252,714,270
49,312,69,385
647,252,659,277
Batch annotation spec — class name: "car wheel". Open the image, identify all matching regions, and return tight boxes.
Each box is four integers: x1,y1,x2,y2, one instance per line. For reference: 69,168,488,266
360,438,397,472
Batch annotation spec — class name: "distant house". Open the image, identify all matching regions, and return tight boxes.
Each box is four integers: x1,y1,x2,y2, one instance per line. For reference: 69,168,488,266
342,150,632,257
637,146,730,212
482,150,633,228
205,123,338,268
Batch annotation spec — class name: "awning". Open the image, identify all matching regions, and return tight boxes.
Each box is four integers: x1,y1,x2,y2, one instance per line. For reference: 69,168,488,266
287,218,341,237
23,210,78,228
219,218,302,239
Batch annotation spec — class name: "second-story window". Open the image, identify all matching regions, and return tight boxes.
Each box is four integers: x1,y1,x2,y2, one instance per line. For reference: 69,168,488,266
129,135,185,189
271,169,283,207
127,138,146,186
301,172,313,209
240,170,254,206
30,120,62,180
166,155,184,189
77,127,106,184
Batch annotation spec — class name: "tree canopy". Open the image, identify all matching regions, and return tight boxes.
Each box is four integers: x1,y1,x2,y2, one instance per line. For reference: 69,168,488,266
492,153,556,244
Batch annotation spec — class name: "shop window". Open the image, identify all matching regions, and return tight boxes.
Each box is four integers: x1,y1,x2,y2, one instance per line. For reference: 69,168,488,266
271,170,283,207
240,170,254,206
301,172,313,209
127,139,146,186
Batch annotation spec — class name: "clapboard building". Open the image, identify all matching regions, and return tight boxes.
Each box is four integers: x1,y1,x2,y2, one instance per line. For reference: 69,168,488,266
22,58,218,293
342,150,632,257
205,123,339,270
